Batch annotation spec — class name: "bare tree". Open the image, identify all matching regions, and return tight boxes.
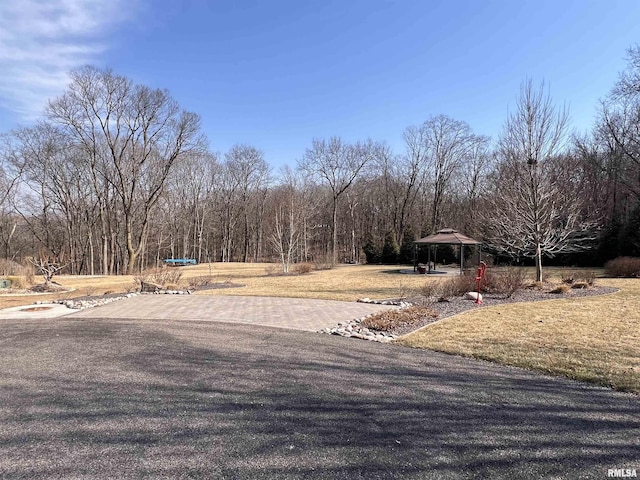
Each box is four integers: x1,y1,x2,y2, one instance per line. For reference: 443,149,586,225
47,66,206,274
457,135,493,235
28,252,68,287
12,123,102,274
0,133,26,259
407,115,481,233
380,133,426,242
161,151,219,263
269,167,303,273
585,46,640,259
598,46,640,202
224,145,270,262
298,137,376,263
485,80,596,281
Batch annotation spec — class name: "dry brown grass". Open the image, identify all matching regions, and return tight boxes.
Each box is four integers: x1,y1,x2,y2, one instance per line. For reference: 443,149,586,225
397,278,640,394
186,263,432,301
0,264,434,307
0,274,137,309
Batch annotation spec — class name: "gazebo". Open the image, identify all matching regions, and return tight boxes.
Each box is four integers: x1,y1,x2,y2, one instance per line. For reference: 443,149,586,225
413,228,482,274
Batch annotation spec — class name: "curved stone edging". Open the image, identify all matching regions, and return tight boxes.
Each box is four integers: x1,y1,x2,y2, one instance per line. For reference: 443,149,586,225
320,314,398,343
33,292,139,310
320,297,410,343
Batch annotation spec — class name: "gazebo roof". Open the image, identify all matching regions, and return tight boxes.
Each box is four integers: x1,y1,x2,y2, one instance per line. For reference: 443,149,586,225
414,228,481,246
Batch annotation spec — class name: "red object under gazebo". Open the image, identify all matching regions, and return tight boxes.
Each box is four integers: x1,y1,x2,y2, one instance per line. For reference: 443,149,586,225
413,228,482,274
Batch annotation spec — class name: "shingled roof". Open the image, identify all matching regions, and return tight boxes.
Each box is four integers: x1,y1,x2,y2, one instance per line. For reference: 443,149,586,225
413,228,481,245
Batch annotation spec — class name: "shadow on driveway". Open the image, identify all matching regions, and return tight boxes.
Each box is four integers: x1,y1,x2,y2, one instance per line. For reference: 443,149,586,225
1,317,638,479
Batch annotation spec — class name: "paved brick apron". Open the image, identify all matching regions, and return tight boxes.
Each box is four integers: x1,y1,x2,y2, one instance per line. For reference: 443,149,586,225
68,295,397,331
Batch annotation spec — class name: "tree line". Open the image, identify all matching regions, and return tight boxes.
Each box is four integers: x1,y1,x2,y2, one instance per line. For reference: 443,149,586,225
1,47,640,279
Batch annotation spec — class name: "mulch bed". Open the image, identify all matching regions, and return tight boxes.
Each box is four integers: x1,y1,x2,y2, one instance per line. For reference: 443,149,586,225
390,285,619,337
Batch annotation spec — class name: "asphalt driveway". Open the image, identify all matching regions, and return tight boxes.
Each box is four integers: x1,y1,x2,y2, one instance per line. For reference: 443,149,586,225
1,317,638,479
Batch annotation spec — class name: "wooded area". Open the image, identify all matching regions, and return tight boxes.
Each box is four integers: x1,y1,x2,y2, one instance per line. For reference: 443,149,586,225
1,47,640,277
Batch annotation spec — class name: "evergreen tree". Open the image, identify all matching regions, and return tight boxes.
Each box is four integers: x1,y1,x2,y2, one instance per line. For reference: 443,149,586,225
381,231,400,264
620,203,640,257
363,235,382,264
399,226,416,264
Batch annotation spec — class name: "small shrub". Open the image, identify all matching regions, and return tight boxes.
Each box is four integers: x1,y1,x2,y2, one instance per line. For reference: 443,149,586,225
420,274,477,302
572,281,590,289
604,257,640,278
561,270,576,285
162,268,183,285
420,282,440,303
292,262,313,274
394,278,411,300
485,267,527,298
450,273,477,297
264,264,283,276
550,284,571,294
436,278,460,301
582,270,597,286
138,266,183,287
361,306,438,332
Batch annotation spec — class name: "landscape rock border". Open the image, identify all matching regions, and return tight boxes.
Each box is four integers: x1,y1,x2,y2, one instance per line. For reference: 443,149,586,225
320,314,398,343
31,288,193,311
321,298,410,342
33,292,140,311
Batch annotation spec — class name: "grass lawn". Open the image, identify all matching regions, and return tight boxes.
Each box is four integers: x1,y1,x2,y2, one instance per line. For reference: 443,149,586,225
0,263,428,308
1,263,638,394
186,263,428,301
397,277,640,394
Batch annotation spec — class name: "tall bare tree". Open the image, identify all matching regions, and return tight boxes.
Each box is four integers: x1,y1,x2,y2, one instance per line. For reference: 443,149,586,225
299,137,376,263
14,123,100,274
0,133,26,259
485,80,596,281
457,135,493,235
224,145,270,262
47,66,206,274
269,167,303,273
407,115,481,233
383,132,426,241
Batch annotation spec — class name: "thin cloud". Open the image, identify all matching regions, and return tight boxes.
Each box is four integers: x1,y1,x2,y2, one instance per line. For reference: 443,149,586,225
0,0,136,122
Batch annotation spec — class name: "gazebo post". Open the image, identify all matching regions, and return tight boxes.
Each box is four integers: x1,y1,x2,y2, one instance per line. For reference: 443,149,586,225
460,245,464,275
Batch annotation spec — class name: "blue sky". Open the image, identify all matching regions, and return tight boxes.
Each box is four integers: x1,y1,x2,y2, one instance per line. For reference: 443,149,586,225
1,0,640,167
